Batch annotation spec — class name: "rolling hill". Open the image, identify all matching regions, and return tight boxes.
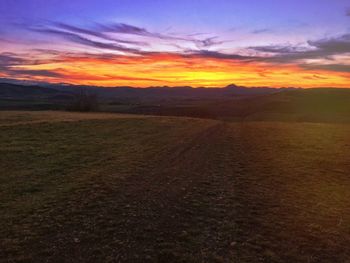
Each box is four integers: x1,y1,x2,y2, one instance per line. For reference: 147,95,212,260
1,81,349,123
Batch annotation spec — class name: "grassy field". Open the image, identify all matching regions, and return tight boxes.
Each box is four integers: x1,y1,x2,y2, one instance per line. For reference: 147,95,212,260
1,111,350,262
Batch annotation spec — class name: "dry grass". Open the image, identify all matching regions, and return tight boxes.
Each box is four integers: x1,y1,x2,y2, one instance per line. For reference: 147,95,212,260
1,111,350,262
0,111,153,127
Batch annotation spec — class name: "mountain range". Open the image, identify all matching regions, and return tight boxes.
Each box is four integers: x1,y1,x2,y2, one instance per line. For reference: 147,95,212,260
1,80,349,123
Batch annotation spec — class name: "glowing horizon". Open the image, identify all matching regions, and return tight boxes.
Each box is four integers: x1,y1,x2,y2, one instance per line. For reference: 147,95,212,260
0,0,349,88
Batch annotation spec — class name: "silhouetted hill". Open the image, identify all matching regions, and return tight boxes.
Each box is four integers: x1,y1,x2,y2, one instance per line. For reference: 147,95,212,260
223,84,296,95
0,83,73,110
0,81,293,109
1,81,349,123
0,83,65,99
0,80,293,101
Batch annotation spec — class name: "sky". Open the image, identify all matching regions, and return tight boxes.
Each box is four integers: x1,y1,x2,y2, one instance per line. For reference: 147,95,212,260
0,0,349,87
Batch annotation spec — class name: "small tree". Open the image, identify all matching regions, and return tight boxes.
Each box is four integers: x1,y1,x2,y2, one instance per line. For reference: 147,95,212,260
67,88,99,112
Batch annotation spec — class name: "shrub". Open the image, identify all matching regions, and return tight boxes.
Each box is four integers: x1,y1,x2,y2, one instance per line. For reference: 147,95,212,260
66,88,99,112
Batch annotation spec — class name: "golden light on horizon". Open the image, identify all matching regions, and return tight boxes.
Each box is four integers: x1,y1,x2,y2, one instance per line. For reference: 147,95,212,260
4,53,349,88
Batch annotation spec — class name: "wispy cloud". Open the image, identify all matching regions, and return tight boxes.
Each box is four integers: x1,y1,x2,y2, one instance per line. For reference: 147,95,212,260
250,33,350,64
185,50,253,61
346,8,350,16
194,37,227,49
301,63,350,73
98,22,186,41
308,34,350,55
0,53,27,66
7,69,64,78
97,22,228,48
246,34,350,73
26,21,230,55
251,28,271,34
2,19,349,86
31,27,142,54
251,45,305,54
52,22,149,46
0,52,64,78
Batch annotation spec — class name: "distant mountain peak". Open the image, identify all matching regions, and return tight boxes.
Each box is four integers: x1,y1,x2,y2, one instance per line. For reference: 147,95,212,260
225,84,241,89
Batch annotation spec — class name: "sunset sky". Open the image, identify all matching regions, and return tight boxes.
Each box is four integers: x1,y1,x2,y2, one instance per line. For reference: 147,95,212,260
0,0,349,87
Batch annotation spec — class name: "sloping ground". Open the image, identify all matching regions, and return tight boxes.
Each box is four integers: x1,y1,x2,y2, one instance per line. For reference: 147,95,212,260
194,88,350,123
0,111,152,126
106,88,350,123
1,112,350,262
243,89,350,123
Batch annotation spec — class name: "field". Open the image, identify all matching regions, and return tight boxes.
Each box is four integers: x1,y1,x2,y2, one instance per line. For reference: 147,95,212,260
2,83,350,124
1,111,350,262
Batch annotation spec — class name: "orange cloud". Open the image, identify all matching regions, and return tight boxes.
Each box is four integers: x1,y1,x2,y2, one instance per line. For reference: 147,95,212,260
3,52,350,87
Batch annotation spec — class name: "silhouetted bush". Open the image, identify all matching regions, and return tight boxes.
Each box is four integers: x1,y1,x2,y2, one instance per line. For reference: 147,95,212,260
66,88,99,112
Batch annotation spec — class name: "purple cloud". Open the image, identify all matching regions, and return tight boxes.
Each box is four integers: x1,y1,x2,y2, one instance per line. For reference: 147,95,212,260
31,27,142,54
